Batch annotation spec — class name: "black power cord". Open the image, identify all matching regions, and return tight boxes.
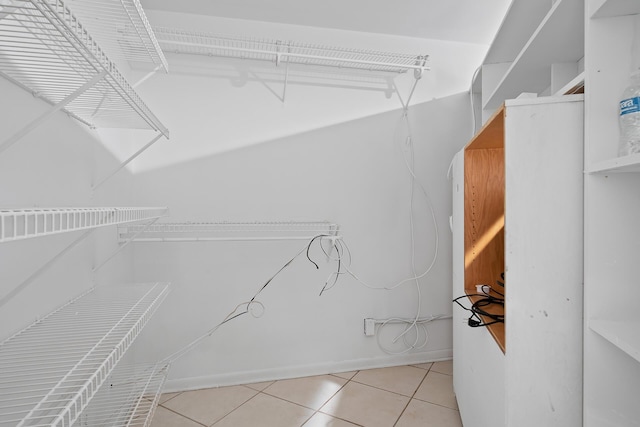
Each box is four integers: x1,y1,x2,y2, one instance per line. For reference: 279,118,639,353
453,273,505,328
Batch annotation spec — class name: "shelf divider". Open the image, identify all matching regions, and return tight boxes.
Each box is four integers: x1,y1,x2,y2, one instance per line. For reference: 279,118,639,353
591,0,640,18
483,0,584,110
588,153,640,173
590,319,640,363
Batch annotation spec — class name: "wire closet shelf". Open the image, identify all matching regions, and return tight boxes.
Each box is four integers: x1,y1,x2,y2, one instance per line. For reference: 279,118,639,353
0,0,168,134
153,27,429,75
0,207,168,243
0,282,170,427
64,0,168,72
118,221,341,242
77,363,168,427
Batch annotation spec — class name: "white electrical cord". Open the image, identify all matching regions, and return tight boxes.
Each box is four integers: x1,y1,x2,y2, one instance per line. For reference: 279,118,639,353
374,314,452,355
470,66,481,136
161,234,333,365
447,65,480,182
320,109,442,354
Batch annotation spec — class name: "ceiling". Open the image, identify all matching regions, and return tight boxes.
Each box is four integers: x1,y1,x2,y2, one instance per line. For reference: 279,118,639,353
141,0,513,45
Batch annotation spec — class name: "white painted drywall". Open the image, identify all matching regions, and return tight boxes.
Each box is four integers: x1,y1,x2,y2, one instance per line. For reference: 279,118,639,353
0,76,137,340
121,12,484,388
128,94,474,388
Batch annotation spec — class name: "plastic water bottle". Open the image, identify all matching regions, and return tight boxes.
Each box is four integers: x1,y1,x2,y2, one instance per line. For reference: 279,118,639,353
618,72,640,156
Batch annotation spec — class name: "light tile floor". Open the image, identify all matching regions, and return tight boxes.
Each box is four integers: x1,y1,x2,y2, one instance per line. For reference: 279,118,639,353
151,361,462,427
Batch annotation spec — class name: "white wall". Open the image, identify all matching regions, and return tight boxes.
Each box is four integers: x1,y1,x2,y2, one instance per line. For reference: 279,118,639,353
130,94,472,389
0,77,137,340
122,12,482,389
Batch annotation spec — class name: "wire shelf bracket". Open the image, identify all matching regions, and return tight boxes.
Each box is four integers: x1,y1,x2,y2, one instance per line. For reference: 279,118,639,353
93,216,160,273
0,208,169,308
0,71,107,155
92,131,166,190
0,227,93,310
0,0,170,149
0,282,170,427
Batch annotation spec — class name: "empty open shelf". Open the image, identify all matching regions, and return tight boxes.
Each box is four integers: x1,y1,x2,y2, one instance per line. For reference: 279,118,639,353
590,319,640,363
483,0,584,110
0,282,169,427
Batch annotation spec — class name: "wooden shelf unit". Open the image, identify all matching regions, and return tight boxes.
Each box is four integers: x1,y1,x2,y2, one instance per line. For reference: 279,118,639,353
454,95,584,427
463,106,506,352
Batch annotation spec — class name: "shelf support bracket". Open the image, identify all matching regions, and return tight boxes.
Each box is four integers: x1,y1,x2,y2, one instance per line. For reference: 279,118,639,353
92,217,160,273
133,65,163,88
0,71,107,155
274,41,291,103
0,229,94,309
92,132,165,191
402,56,428,113
325,224,341,259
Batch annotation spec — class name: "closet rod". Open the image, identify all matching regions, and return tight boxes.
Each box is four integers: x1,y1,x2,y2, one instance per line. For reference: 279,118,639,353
154,27,429,75
163,39,429,72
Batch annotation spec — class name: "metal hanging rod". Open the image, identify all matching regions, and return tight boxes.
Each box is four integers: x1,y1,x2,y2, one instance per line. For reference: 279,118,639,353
154,27,430,75
0,0,169,136
65,0,168,72
0,207,168,243
0,282,170,427
118,221,341,243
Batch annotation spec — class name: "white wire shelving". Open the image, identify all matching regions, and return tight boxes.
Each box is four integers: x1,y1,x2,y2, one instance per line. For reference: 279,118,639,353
65,0,168,73
0,207,168,243
118,221,341,243
153,27,429,75
0,0,169,138
0,282,170,427
76,363,168,427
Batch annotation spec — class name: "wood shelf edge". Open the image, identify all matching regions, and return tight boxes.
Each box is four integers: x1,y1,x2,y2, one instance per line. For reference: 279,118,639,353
466,293,506,353
466,104,505,150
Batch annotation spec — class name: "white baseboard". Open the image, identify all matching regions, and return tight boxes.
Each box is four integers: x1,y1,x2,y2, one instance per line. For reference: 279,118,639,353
163,348,452,393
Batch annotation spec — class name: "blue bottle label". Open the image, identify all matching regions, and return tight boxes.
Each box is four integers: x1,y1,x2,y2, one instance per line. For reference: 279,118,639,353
620,97,640,115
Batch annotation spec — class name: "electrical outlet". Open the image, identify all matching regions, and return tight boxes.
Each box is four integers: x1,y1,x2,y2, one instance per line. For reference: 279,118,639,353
364,318,375,336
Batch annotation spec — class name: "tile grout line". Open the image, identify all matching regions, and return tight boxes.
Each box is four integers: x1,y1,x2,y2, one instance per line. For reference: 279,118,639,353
310,371,365,427
158,403,209,427
348,377,425,399
391,363,434,427
158,391,183,406
298,372,359,426
157,364,454,426
208,387,262,426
